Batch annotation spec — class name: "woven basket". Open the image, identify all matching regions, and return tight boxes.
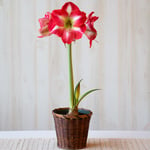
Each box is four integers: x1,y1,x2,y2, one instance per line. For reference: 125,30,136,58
52,107,92,149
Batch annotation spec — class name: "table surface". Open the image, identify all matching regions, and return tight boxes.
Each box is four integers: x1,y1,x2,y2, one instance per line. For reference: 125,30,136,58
0,131,150,150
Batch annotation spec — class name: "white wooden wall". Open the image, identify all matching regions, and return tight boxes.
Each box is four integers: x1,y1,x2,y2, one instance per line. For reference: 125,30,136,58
0,0,150,130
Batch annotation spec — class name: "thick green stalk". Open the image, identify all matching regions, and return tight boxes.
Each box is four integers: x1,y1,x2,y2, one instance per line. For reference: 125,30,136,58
67,44,74,110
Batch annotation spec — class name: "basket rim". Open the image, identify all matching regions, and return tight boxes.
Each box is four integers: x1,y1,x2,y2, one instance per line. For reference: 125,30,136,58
52,107,92,119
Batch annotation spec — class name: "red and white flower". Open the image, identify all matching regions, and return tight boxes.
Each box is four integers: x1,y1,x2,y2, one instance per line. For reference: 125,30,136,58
38,2,99,47
38,12,55,38
50,2,86,44
84,12,99,48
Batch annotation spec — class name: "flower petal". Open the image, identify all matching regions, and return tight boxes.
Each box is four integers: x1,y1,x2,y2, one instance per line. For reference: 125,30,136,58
75,24,86,35
51,9,68,26
72,25,86,39
39,18,49,28
85,12,99,47
62,2,79,15
85,27,97,48
38,12,56,38
38,12,52,27
48,19,56,31
62,30,73,44
71,11,86,27
61,25,86,44
51,26,64,37
38,25,51,38
45,12,51,19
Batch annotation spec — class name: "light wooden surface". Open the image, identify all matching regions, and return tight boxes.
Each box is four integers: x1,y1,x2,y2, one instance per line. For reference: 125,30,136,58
0,131,150,150
0,138,150,150
0,0,150,130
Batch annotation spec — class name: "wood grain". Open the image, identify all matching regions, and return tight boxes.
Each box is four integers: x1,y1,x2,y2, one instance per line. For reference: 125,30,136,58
0,138,150,150
0,0,150,130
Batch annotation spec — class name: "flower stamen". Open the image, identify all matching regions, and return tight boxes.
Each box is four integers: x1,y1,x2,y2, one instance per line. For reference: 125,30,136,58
64,18,73,29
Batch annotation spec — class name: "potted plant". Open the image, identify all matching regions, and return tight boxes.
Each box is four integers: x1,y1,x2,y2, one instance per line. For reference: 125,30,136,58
38,2,99,149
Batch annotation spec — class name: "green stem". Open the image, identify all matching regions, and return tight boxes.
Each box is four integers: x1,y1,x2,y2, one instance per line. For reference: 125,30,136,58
67,44,74,110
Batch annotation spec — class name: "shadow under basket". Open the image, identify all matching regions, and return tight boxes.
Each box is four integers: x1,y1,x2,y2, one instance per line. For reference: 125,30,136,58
52,107,92,149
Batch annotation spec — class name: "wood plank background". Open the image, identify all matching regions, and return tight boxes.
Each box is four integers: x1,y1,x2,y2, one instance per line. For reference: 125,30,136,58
0,0,150,130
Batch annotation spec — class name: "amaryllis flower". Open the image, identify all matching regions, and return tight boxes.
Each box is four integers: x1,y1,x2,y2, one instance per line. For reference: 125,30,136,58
50,2,87,44
38,12,55,38
84,12,99,48
38,2,99,48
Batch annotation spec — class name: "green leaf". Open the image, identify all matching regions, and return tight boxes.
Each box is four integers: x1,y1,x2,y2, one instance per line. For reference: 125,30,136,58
74,79,83,105
76,89,100,107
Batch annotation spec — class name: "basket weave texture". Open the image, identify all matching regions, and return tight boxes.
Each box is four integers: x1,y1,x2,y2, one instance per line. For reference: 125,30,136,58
52,107,92,149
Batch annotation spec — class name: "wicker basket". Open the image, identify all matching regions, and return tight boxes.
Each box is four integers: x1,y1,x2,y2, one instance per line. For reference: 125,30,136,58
52,107,92,149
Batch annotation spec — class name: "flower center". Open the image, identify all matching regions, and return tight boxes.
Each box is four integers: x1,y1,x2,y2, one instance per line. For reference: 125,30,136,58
64,18,73,29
